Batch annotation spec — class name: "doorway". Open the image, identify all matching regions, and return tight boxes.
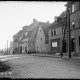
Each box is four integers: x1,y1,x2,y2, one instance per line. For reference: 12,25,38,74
71,38,76,52
25,46,27,53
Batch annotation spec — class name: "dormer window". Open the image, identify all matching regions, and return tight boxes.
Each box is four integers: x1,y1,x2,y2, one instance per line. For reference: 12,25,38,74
63,16,66,20
54,16,58,23
25,32,28,36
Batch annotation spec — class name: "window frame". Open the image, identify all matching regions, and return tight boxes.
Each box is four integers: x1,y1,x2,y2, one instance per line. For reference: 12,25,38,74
51,29,56,36
79,36,80,46
72,3,75,13
52,42,57,47
41,38,42,41
79,19,80,28
72,21,75,29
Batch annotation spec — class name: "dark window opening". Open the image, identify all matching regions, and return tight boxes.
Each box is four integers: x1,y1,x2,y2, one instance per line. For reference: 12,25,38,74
51,30,53,36
71,38,76,52
79,19,80,27
41,38,42,41
79,36,80,46
54,29,56,35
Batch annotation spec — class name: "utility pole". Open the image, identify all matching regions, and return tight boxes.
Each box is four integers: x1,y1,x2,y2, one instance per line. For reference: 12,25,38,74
7,40,8,54
5,44,6,54
61,13,67,58
61,8,68,58
67,2,71,58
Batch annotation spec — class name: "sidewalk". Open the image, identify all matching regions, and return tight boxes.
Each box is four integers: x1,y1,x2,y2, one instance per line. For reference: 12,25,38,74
0,54,20,59
30,53,80,60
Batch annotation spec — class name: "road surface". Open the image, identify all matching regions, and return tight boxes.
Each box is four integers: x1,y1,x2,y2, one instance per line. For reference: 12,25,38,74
0,54,80,79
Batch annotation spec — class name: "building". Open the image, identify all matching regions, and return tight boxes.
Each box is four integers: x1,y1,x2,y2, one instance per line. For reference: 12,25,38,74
21,19,38,53
13,30,22,54
36,21,51,53
49,11,67,53
66,1,80,54
10,41,14,54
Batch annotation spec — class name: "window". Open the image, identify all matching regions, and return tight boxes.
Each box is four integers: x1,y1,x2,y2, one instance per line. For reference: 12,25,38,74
23,47,24,50
37,46,38,50
52,42,57,47
25,32,28,36
45,40,49,44
41,38,42,41
72,22,75,29
63,16,66,20
54,29,56,35
79,36,80,46
79,1,80,9
41,46,42,50
40,30,41,32
25,41,27,43
51,29,56,36
62,27,65,34
79,19,80,27
72,4,75,13
51,30,53,36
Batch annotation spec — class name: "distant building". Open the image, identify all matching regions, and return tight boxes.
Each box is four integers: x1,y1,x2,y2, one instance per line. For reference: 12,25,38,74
35,21,51,53
21,19,38,53
10,41,14,54
13,30,22,54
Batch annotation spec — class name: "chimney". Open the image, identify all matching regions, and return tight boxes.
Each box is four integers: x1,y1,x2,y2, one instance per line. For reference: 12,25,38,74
33,19,38,23
54,16,58,23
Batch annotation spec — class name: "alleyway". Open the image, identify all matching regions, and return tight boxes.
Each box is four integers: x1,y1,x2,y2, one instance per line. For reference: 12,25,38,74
0,54,80,79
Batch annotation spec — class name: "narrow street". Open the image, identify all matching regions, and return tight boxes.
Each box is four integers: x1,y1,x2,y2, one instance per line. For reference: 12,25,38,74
0,54,80,79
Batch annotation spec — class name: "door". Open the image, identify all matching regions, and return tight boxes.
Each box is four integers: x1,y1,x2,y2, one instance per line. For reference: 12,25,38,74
71,38,76,52
25,46,27,53
20,46,22,53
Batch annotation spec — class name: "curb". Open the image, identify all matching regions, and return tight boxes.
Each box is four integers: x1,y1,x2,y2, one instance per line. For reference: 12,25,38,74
30,54,80,60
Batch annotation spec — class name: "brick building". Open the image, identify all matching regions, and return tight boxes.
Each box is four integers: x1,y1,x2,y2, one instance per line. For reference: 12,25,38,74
66,1,80,54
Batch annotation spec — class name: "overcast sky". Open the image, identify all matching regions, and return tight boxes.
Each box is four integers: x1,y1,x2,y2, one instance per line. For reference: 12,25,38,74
0,1,67,50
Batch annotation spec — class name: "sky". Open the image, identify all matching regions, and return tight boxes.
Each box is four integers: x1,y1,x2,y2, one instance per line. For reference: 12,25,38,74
0,1,67,50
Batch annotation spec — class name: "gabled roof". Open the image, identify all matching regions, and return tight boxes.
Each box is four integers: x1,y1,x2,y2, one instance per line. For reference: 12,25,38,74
22,26,38,40
27,26,38,38
59,11,66,17
38,22,52,38
13,30,22,38
49,11,66,29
